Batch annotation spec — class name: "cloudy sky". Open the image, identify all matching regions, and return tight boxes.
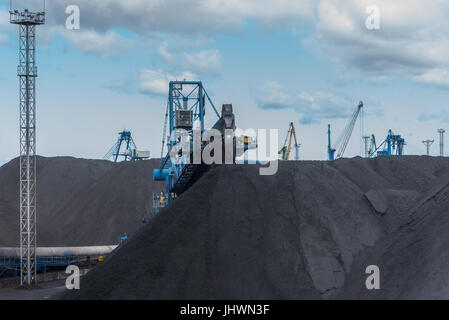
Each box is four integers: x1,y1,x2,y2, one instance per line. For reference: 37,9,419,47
0,0,448,165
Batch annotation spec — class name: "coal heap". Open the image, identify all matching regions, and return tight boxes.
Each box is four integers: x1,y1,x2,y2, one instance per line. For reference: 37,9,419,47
0,156,164,247
64,156,449,299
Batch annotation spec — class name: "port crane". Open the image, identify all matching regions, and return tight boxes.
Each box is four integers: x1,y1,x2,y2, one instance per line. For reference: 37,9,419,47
368,130,405,157
153,81,237,212
279,122,300,160
328,101,364,160
104,130,150,162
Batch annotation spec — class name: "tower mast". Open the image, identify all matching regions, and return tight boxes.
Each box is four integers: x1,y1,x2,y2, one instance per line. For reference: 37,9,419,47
10,6,45,286
438,129,445,157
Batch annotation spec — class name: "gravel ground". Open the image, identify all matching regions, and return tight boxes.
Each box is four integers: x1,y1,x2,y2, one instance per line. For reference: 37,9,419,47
0,280,66,300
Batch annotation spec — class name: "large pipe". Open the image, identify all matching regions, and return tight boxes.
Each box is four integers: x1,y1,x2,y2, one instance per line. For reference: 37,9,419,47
0,246,117,258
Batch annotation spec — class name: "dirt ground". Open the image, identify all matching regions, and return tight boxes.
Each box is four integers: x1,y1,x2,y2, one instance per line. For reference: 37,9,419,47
0,280,67,300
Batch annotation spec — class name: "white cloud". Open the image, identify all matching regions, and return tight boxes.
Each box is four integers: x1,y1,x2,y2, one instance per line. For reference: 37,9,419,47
157,44,175,65
60,28,133,57
0,9,11,45
184,49,221,75
414,69,449,90
6,0,449,90
156,44,222,75
258,81,354,124
312,0,449,86
139,69,197,96
258,81,291,110
35,0,315,35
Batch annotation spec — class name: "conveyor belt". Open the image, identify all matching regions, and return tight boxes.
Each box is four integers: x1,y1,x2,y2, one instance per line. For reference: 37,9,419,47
172,164,210,195
155,104,236,198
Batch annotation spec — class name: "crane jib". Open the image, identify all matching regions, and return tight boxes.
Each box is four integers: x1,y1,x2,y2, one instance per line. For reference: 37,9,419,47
336,101,363,159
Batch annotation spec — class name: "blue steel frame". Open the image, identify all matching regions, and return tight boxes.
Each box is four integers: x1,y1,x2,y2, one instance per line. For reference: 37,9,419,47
370,130,405,157
113,130,138,162
168,81,219,141
154,81,220,199
328,124,336,161
1,255,83,278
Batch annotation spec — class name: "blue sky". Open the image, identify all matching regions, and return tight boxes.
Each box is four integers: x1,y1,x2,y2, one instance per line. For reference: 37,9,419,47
1,0,449,165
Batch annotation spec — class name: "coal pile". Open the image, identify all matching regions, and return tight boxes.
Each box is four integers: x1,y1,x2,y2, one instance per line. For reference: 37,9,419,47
0,156,164,247
65,156,449,299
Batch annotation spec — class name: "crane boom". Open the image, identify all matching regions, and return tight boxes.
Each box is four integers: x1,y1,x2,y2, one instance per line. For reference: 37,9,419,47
368,134,377,157
368,130,405,157
279,122,300,160
291,124,300,160
336,101,363,158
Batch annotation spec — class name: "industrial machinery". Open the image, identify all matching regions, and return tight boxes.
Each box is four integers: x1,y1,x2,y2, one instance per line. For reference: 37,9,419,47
368,134,377,157
368,130,405,157
153,81,237,210
279,122,300,160
362,135,371,158
104,130,150,162
328,101,364,160
117,235,127,246
0,246,117,278
237,135,257,159
152,192,170,214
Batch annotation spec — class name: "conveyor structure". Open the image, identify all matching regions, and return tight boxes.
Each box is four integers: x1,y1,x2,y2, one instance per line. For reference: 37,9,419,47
0,246,117,278
153,81,237,211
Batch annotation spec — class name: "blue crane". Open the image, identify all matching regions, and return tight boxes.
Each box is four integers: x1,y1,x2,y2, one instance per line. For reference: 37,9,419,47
104,130,150,162
328,124,336,161
368,130,405,157
328,101,364,160
153,81,236,211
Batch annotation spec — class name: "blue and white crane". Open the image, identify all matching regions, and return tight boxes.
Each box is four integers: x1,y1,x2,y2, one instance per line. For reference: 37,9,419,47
104,130,150,162
153,81,237,211
368,130,405,157
327,101,364,160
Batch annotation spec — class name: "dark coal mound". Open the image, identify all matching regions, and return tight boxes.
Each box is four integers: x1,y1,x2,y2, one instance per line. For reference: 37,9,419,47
65,156,449,299
337,172,449,299
0,156,164,246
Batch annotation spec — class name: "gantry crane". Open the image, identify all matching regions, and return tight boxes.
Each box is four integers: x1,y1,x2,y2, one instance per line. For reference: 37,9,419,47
368,130,405,157
153,81,237,211
279,122,300,160
104,130,150,162
328,101,364,160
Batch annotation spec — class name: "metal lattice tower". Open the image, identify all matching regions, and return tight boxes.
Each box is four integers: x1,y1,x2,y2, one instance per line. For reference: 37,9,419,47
10,8,45,286
438,129,445,157
422,139,434,156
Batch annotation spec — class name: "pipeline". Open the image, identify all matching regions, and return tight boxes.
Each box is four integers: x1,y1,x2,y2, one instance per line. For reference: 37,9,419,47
0,246,117,258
